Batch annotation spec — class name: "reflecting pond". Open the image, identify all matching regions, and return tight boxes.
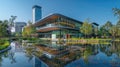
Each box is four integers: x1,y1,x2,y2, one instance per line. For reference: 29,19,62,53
0,41,48,67
1,41,120,67
65,42,120,67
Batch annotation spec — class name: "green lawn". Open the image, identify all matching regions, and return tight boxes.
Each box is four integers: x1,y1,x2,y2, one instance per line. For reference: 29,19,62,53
66,38,112,45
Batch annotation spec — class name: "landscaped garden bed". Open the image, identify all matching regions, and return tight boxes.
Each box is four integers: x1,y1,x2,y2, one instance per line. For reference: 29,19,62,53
0,39,10,50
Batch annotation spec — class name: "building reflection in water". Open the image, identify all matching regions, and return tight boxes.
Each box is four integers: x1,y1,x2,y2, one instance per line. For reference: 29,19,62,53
33,56,48,67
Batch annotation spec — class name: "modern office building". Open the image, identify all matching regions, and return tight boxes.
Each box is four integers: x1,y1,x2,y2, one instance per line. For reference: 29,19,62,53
32,5,42,23
15,22,27,33
34,13,83,40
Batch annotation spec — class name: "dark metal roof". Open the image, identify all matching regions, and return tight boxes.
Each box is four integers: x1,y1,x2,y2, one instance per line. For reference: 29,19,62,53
92,22,99,26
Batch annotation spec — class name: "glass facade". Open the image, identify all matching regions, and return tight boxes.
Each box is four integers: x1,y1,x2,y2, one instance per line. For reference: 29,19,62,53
15,22,26,33
35,14,82,39
32,5,42,23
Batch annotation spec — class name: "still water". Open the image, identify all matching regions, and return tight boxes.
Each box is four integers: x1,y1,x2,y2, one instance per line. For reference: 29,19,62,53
1,41,120,67
0,41,48,67
0,42,34,67
65,43,120,67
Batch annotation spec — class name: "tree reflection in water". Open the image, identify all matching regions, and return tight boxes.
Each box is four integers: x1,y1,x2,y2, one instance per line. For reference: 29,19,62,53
79,42,120,64
23,43,36,62
25,47,34,62
9,51,16,64
81,44,94,63
0,53,4,67
0,51,16,66
1,41,120,67
0,41,37,67
110,42,120,58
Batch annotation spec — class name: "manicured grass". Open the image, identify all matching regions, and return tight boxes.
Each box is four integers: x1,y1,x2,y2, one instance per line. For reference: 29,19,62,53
66,38,112,45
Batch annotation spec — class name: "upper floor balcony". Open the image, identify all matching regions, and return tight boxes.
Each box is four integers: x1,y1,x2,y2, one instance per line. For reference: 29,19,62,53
36,24,79,31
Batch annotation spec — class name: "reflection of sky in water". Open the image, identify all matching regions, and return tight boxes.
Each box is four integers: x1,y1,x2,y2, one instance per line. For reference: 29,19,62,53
65,51,120,67
10,42,15,52
2,53,33,67
0,42,34,67
1,42,120,67
0,42,49,67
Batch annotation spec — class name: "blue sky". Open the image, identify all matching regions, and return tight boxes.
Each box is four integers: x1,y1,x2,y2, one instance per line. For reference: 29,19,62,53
0,0,120,25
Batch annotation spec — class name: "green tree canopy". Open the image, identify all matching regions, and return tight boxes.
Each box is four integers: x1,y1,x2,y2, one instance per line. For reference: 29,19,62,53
112,8,120,19
80,21,93,38
22,21,36,37
112,8,120,38
99,21,113,38
116,20,120,27
104,21,113,30
109,25,118,38
0,20,9,37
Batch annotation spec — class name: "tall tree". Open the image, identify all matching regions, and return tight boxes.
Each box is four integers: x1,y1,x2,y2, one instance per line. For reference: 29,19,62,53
109,25,118,39
116,20,120,27
112,8,120,19
100,21,113,38
92,23,99,37
98,26,108,38
80,21,93,38
104,21,113,31
9,16,17,27
22,21,36,37
116,20,120,37
0,20,9,37
112,8,120,38
8,16,17,35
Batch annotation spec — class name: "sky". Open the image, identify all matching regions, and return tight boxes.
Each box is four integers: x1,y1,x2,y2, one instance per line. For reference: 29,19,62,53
0,0,120,26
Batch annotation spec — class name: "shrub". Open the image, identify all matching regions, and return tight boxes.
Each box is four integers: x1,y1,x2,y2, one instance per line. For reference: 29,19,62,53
0,39,10,50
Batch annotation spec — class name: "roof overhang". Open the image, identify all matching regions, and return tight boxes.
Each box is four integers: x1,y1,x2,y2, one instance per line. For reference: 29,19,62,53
34,13,83,27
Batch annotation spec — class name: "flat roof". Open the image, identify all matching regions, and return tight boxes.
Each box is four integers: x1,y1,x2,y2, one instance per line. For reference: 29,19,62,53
32,5,41,9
